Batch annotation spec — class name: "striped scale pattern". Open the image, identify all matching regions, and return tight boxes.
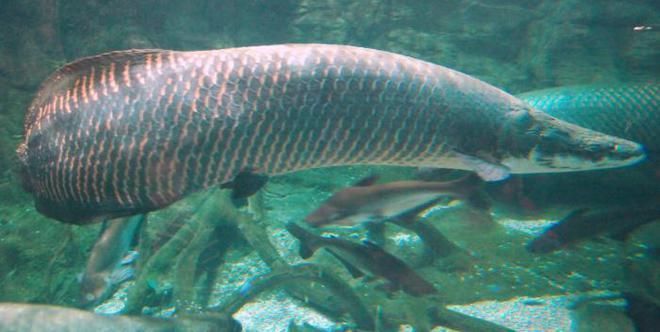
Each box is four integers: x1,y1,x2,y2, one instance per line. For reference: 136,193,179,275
18,44,526,223
518,83,659,154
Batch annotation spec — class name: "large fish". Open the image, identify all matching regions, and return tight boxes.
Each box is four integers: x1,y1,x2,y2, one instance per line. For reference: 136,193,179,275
518,83,659,155
17,44,645,224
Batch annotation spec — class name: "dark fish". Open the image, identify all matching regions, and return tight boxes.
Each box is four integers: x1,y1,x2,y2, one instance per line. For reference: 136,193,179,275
527,204,660,254
518,83,659,155
18,44,645,224
79,214,144,307
0,302,240,332
305,173,485,227
623,292,660,332
285,222,437,297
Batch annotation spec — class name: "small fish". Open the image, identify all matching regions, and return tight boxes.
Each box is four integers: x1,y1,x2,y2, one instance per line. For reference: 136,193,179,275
305,173,486,227
527,204,660,254
0,302,240,332
285,222,438,297
79,214,144,307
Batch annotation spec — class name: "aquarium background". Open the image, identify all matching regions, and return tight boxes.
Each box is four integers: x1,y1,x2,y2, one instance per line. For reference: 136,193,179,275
0,0,658,331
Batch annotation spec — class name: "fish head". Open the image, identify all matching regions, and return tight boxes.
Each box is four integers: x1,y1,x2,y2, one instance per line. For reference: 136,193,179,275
497,106,646,173
305,204,346,226
78,274,111,307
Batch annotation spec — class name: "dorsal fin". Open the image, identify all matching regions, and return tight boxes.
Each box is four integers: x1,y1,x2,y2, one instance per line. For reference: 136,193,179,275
25,49,168,132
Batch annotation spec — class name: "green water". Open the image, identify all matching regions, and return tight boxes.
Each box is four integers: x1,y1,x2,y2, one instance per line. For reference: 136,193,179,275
0,1,658,331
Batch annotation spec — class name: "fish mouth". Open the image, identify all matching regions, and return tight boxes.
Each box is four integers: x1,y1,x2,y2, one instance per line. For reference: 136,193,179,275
609,140,646,166
570,134,647,170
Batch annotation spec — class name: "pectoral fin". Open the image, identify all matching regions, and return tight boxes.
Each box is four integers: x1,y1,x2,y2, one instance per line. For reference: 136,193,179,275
119,250,139,265
455,153,510,181
109,265,135,284
220,169,269,205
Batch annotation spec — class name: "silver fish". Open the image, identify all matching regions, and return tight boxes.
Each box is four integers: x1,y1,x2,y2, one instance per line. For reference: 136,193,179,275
305,174,485,227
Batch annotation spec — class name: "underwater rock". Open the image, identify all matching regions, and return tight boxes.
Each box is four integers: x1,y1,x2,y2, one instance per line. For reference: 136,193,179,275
0,302,239,332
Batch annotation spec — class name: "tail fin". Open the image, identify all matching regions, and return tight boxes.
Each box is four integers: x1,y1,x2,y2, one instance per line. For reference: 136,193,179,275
285,223,320,259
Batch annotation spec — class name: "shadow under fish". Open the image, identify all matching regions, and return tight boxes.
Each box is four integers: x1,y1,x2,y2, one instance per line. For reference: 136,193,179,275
285,223,438,297
527,203,660,254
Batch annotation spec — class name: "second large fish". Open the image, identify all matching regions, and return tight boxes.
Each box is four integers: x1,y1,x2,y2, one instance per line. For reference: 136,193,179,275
18,44,645,223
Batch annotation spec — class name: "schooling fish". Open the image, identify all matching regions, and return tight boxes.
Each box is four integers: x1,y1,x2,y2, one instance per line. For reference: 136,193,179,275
527,203,660,254
518,83,659,155
17,44,645,224
79,214,144,307
285,222,437,297
304,173,486,227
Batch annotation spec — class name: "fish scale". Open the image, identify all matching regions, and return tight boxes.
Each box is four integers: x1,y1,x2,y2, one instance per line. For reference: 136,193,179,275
17,44,644,224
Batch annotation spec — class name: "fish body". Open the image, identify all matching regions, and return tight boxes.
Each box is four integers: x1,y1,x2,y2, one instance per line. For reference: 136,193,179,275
527,204,660,254
18,44,645,224
305,174,483,227
79,214,144,306
518,83,659,155
285,222,437,296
